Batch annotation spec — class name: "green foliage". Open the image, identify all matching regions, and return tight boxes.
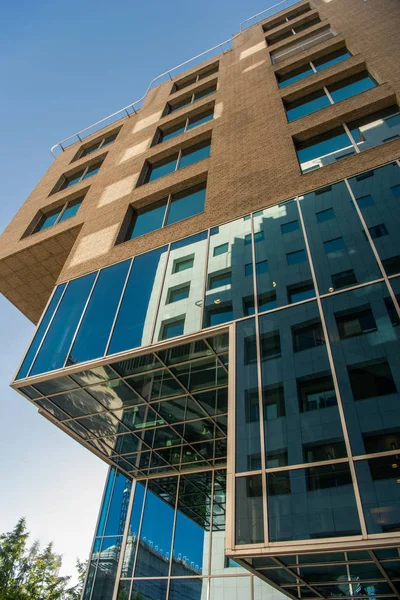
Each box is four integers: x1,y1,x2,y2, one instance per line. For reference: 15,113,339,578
0,518,87,600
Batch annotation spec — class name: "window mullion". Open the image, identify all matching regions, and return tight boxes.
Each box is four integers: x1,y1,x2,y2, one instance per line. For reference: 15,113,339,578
324,85,335,105
162,194,172,228
310,60,317,73
343,121,361,154
184,117,189,133
56,202,68,224
80,166,89,182
176,149,182,171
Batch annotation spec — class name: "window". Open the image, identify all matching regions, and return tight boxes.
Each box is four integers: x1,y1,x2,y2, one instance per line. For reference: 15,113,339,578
298,373,336,412
165,84,217,114
316,208,334,223
287,249,307,265
368,223,388,239
281,220,299,234
348,359,397,400
245,388,260,422
292,319,325,352
385,297,400,327
307,464,352,491
160,318,185,340
287,281,315,303
205,304,234,327
167,284,190,304
263,384,285,420
266,16,321,45
336,305,377,339
382,256,400,276
331,269,357,290
52,159,104,193
155,108,214,145
142,139,211,184
173,256,194,273
259,291,277,312
245,263,253,277
327,72,376,103
31,196,84,234
256,260,268,274
172,63,218,92
74,130,119,159
271,28,336,64
124,182,206,240
304,441,347,463
348,106,400,153
391,184,400,200
213,243,228,256
296,126,355,173
208,270,231,290
286,89,331,122
324,237,344,254
263,5,311,32
276,47,351,88
260,331,281,360
356,195,374,209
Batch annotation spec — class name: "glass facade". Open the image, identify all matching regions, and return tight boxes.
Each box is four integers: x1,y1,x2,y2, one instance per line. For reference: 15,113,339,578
14,161,400,599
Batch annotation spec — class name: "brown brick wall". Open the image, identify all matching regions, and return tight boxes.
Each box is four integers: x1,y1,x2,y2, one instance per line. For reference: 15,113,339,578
1,0,399,323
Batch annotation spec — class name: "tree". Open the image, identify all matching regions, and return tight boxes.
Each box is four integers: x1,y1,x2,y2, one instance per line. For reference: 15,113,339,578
0,518,87,600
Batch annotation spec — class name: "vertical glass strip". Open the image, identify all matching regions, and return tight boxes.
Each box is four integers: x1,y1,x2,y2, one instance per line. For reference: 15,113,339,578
108,247,168,354
68,260,130,365
16,283,66,379
30,272,96,376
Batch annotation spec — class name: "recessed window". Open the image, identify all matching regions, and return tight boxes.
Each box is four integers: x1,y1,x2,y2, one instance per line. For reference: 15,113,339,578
124,182,206,240
245,231,265,245
256,260,268,275
285,89,331,122
260,331,281,360
208,270,232,290
173,256,194,273
52,160,104,194
167,284,190,304
348,359,397,400
391,184,400,200
245,263,253,277
277,63,314,88
324,237,344,254
276,47,351,88
356,195,374,209
292,319,325,352
316,208,334,223
213,243,228,256
30,196,84,235
160,318,185,340
263,384,285,420
335,305,377,339
142,139,211,184
298,373,336,412
75,130,119,160
327,71,376,104
331,269,357,290
304,441,347,463
206,303,234,328
165,84,217,115
266,15,321,46
287,281,315,304
385,297,400,327
382,256,400,276
368,223,388,239
295,126,355,173
307,464,352,491
287,249,307,265
281,220,299,234
348,106,400,153
172,63,218,92
271,28,337,64
313,48,352,72
259,291,277,312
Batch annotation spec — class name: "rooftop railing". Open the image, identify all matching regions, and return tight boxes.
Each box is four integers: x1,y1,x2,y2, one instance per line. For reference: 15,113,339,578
50,0,301,157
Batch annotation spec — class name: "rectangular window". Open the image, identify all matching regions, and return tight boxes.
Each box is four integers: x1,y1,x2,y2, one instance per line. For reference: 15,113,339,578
276,47,351,88
348,360,397,400
287,249,307,265
281,220,299,234
331,269,357,290
142,139,211,184
173,256,194,273
260,331,281,360
324,237,344,254
259,291,277,312
206,303,234,328
245,263,253,277
385,297,400,327
124,182,206,240
313,48,352,72
391,184,400,200
316,207,334,223
166,85,217,114
368,223,388,239
298,373,336,412
336,305,377,339
256,260,268,275
54,160,104,193
167,284,190,304
348,106,400,153
356,195,374,209
213,243,228,256
296,126,354,173
161,318,185,340
75,130,119,160
208,270,232,290
277,63,314,88
304,441,347,463
285,89,331,122
292,319,325,352
187,109,214,130
287,282,315,304
172,63,218,92
32,196,84,234
271,28,336,64
263,384,285,420
382,256,400,276
327,72,376,103
307,464,352,491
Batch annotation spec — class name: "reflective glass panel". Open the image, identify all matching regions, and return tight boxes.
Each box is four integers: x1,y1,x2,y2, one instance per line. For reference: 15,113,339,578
169,579,204,600
277,63,314,88
349,106,400,152
109,246,168,354
68,260,130,364
179,139,211,170
58,198,82,222
286,89,331,122
131,579,167,600
328,72,376,103
300,180,381,293
187,108,214,130
30,273,96,375
160,121,186,142
127,200,166,239
235,475,264,544
166,183,206,226
90,536,122,600
35,207,61,232
145,154,178,183
296,127,354,173
313,48,351,71
121,482,145,577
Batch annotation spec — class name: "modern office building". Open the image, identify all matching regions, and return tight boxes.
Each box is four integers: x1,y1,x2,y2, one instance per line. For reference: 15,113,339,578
1,0,400,598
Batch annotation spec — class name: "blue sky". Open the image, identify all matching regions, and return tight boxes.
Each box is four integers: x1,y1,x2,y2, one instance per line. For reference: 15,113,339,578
0,0,295,580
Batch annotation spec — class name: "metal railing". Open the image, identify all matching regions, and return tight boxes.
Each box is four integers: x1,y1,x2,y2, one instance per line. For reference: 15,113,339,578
50,0,301,158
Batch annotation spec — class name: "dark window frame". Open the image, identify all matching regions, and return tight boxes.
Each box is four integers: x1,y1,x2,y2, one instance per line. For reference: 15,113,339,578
164,83,218,116
171,62,219,93
51,158,105,195
153,106,214,146
72,128,120,161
